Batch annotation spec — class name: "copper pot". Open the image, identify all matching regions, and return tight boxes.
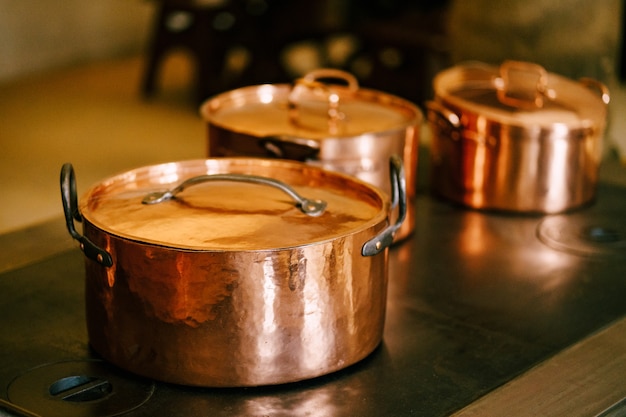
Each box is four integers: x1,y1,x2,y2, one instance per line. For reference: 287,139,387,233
200,69,421,240
427,60,610,213
60,157,406,387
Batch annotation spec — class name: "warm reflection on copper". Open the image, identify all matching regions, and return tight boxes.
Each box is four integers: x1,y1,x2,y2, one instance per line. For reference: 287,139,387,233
258,256,279,365
258,84,276,104
148,162,180,185
469,117,488,208
299,246,334,373
544,132,569,211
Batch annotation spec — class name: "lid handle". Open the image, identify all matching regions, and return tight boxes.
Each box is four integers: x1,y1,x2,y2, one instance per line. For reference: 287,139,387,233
495,60,549,109
288,68,359,135
60,163,113,267
361,155,407,257
142,173,327,217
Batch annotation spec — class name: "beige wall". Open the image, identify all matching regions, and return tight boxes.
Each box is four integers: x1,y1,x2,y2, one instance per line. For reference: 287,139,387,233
0,0,154,82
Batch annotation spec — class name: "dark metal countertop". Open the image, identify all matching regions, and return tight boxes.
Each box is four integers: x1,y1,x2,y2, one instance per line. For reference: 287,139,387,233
0,170,625,416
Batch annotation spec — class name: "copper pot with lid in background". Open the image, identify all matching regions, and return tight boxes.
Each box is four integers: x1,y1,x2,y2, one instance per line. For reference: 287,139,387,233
427,60,610,213
200,68,421,240
60,156,406,387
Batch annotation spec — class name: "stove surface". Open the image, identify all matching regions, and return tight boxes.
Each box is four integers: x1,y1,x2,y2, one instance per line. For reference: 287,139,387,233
1,185,625,417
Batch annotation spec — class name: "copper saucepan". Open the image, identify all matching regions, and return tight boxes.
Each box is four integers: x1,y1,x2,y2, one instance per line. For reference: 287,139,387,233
200,68,421,240
60,157,406,387
427,60,610,213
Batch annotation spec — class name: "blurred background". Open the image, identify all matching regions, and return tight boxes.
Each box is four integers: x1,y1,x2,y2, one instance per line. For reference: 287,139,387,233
0,0,624,235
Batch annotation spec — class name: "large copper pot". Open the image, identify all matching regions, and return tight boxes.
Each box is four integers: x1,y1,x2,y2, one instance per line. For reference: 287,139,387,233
427,60,610,213
60,157,406,387
200,69,421,240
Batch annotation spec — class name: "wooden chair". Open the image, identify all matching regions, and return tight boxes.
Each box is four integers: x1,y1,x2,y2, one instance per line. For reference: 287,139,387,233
141,0,344,103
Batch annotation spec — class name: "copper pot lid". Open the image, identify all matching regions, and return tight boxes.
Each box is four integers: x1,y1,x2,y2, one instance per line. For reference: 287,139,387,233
433,60,609,129
78,158,388,251
200,69,421,139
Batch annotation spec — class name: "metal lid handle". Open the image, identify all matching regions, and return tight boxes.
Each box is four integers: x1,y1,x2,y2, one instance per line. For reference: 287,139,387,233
495,60,548,109
142,173,327,217
289,68,359,135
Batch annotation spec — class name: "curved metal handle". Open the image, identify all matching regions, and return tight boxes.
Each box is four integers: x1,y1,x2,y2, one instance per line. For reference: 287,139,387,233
142,173,327,217
361,155,407,257
495,60,548,109
579,77,611,105
289,68,359,135
60,164,113,267
298,68,360,91
426,100,462,129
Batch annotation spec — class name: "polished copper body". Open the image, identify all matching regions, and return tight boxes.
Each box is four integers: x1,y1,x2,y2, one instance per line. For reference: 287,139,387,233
74,158,392,387
427,61,609,213
200,69,421,239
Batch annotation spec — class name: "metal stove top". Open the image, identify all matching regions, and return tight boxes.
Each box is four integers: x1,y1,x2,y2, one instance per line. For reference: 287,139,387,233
1,183,625,417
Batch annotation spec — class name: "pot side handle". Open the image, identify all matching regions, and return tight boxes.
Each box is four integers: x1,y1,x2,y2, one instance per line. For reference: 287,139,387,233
578,77,611,105
259,135,321,161
60,163,113,267
426,100,462,130
361,155,407,257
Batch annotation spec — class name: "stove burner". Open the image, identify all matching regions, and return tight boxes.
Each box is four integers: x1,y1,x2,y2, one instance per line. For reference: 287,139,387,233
537,212,626,258
48,375,112,402
6,359,154,417
585,226,622,243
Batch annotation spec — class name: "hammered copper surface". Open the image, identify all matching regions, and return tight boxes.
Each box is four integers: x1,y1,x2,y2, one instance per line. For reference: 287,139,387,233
75,158,391,387
83,225,388,387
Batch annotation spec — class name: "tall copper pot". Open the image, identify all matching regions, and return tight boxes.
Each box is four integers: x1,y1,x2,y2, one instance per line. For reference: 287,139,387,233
427,60,610,213
60,157,406,387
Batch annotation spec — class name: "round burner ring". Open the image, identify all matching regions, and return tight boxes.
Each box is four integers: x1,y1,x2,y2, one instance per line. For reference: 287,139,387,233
7,359,155,417
537,211,626,259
